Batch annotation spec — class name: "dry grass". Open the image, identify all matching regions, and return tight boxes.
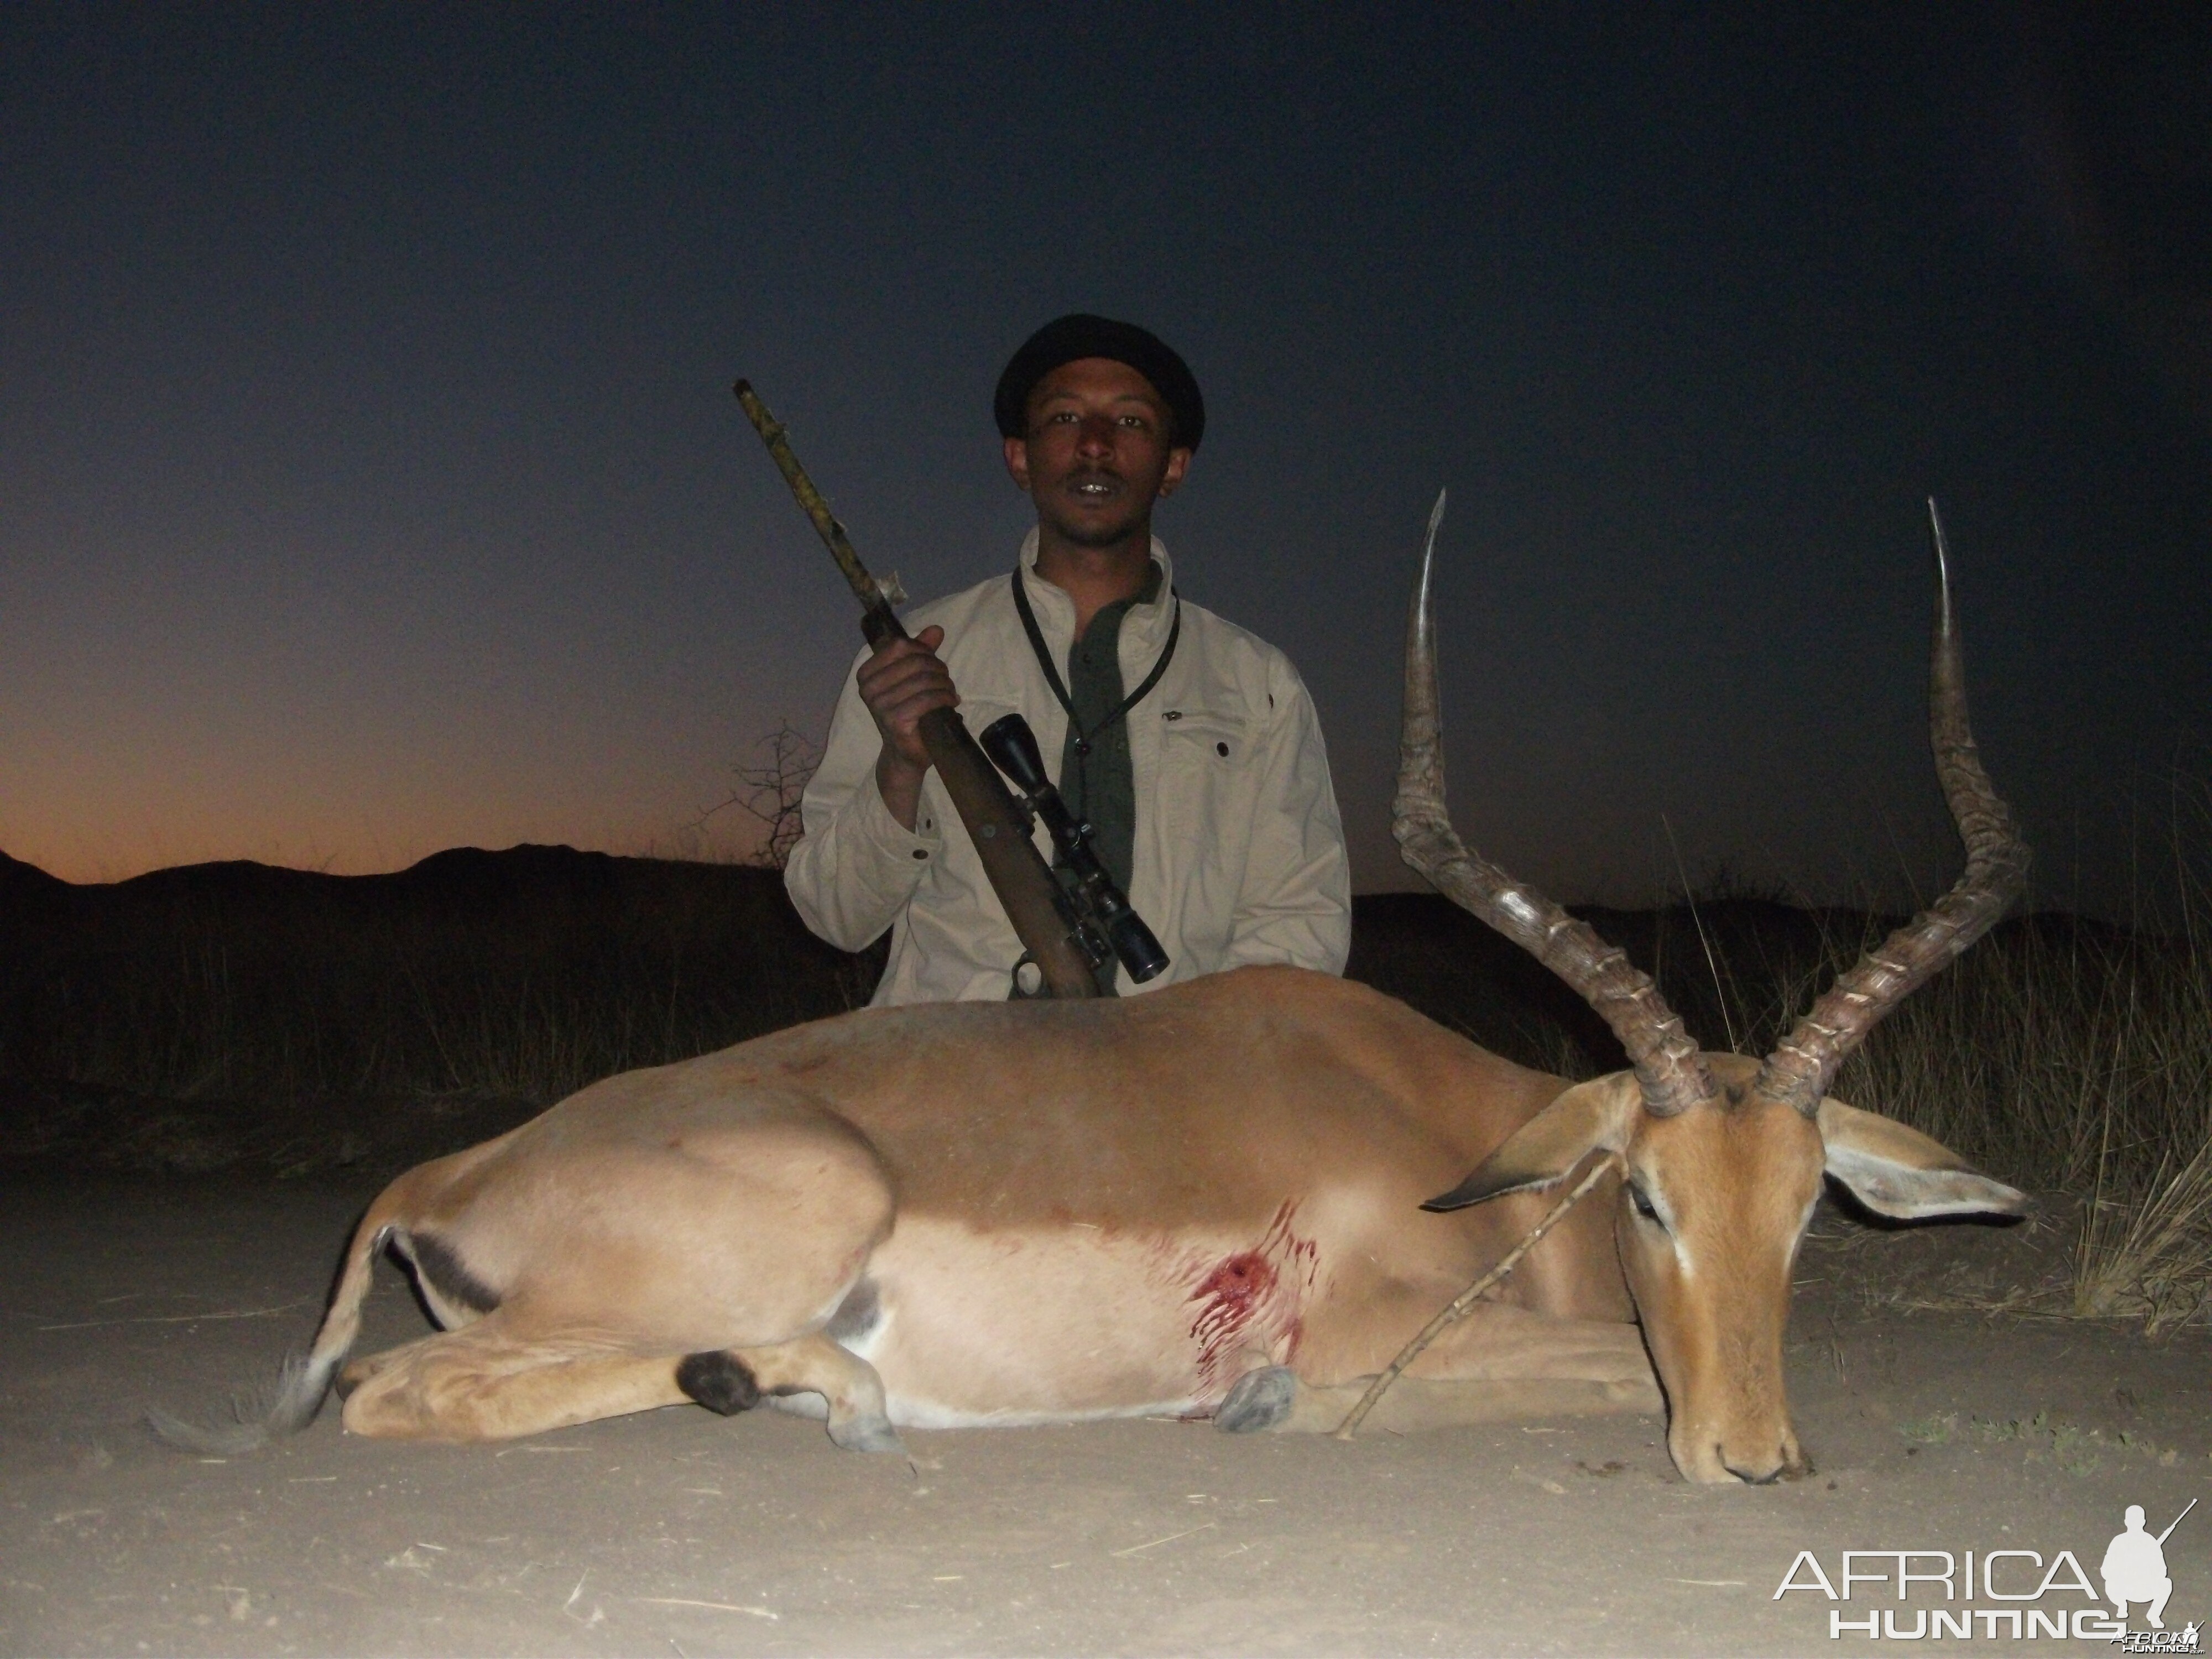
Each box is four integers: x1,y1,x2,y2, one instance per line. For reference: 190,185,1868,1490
1824,794,2212,1332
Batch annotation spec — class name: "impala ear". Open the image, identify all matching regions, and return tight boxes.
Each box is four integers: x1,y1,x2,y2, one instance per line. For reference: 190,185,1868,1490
1423,1074,1640,1212
1816,1099,2030,1220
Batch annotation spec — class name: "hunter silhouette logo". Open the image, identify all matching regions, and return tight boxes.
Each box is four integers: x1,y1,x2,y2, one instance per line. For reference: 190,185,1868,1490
2104,1500,2192,1631
1773,1498,2200,1644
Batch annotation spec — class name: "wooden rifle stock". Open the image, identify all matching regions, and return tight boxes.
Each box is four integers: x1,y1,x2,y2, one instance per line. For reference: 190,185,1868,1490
733,379,1105,999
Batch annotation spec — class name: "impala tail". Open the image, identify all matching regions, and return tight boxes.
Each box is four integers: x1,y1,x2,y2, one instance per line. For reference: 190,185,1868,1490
148,1193,403,1454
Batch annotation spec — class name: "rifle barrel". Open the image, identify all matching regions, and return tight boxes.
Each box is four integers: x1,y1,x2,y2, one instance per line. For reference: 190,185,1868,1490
2158,1498,2197,1544
734,380,904,642
733,379,1104,999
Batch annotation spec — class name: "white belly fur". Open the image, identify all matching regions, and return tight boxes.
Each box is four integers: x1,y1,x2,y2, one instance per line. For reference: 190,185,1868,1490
837,1217,1298,1428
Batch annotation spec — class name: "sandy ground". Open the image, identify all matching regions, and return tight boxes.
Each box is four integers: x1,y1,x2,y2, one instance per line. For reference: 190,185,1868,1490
3,1171,2208,1657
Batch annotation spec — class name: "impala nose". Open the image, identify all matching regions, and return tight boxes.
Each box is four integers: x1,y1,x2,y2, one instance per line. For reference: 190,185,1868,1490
1721,1446,1789,1485
1671,1420,1808,1485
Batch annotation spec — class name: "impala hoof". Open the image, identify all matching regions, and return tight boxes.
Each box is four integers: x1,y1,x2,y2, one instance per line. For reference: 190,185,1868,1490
828,1412,905,1455
1215,1366,1297,1433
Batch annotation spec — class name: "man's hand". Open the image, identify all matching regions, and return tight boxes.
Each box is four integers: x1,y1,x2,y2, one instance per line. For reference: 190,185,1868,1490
859,624,958,830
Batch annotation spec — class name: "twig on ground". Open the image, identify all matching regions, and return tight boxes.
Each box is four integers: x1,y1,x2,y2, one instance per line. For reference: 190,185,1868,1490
634,1598,778,1619
1111,1521,1217,1557
38,1301,306,1332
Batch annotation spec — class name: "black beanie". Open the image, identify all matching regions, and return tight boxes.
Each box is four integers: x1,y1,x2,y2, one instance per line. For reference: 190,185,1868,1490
993,314,1205,451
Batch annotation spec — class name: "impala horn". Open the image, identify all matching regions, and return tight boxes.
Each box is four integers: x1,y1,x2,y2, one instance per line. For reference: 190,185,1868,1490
1752,499,2031,1116
1392,490,1718,1118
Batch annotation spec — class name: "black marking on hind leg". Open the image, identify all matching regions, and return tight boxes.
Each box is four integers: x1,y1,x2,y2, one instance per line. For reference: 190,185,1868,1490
677,1352,760,1416
403,1233,502,1314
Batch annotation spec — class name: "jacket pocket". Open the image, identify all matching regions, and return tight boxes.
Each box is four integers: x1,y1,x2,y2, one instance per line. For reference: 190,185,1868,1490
1155,708,1254,845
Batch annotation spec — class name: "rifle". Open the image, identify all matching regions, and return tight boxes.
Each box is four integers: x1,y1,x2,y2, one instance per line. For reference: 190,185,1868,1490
2158,1499,2196,1545
734,379,1105,999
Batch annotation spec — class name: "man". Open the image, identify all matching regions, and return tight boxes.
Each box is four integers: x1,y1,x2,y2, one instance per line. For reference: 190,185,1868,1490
785,314,1350,1004
2101,1505,2176,1629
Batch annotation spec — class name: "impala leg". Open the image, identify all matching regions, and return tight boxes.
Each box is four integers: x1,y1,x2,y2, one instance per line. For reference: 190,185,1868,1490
336,1329,460,1398
338,1316,687,1441
1220,1302,1661,1435
680,1334,902,1454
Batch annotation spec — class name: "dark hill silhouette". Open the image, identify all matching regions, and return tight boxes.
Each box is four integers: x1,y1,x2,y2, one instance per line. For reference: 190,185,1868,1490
0,849,75,927
7,843,839,962
0,846,883,1115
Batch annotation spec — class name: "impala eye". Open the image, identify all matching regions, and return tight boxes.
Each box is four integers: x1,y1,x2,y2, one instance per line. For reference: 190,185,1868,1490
1628,1182,1663,1225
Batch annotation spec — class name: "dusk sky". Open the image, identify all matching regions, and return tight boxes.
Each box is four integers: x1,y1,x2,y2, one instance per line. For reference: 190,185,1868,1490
3,6,2206,914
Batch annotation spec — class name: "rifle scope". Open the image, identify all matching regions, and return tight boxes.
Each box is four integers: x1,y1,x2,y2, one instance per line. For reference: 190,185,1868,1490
978,714,1170,985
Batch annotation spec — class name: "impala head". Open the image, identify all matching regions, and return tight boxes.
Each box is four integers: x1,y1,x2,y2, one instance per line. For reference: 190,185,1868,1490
1397,493,2030,1485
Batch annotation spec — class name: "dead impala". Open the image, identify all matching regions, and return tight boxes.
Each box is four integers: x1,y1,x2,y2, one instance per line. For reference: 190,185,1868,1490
158,499,2027,1485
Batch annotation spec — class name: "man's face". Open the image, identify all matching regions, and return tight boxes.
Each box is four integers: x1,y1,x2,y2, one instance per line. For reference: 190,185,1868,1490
1004,357,1191,550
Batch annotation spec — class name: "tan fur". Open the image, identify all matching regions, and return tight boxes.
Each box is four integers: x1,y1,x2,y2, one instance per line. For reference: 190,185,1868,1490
283,967,2011,1481
298,970,1647,1440
1613,1058,1825,1483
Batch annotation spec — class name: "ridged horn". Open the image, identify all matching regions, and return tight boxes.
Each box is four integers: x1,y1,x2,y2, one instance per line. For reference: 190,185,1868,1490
1393,490,1718,1118
1753,499,2031,1117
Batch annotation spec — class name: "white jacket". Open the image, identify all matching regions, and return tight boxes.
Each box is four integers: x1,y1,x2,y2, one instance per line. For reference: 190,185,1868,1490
786,534,1352,1005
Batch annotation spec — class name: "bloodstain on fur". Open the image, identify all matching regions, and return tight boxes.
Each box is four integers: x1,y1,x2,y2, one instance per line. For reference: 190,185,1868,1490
1190,1252,1276,1349
1184,1201,1319,1395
